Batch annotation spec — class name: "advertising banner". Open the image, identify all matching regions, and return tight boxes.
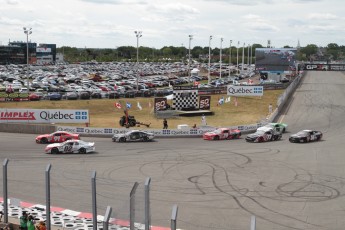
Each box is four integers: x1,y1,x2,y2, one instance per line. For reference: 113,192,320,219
0,109,89,123
227,85,263,96
199,96,211,110
0,92,29,100
36,47,52,53
154,98,167,111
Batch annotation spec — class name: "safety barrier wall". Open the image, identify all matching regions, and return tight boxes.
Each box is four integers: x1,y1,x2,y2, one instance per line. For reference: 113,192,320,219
0,123,55,134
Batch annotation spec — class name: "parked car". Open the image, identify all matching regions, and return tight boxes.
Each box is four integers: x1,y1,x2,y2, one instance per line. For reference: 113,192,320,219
66,92,79,100
45,139,95,154
28,93,41,101
47,92,62,100
289,130,323,143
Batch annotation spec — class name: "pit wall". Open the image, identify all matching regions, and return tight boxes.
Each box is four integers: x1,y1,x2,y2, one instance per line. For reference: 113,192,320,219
0,72,304,137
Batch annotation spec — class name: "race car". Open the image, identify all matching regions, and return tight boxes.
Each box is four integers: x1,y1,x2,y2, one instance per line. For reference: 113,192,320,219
36,131,80,144
203,128,241,140
289,130,323,143
258,122,288,133
112,130,155,142
45,139,95,154
245,127,282,143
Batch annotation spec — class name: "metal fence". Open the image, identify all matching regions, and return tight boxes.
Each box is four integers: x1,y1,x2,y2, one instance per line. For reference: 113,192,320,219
1,159,182,230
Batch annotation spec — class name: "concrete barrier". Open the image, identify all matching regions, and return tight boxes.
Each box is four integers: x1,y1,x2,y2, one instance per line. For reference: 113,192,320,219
0,123,55,134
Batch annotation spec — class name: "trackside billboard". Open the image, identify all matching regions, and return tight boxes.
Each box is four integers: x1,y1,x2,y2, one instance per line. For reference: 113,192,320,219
0,109,89,124
227,85,263,96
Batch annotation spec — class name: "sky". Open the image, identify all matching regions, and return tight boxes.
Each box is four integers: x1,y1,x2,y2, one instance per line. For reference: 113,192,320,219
1,0,344,49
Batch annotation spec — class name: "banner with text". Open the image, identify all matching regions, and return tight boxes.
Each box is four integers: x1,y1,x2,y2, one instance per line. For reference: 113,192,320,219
199,96,211,110
0,109,89,123
154,98,167,111
227,85,263,97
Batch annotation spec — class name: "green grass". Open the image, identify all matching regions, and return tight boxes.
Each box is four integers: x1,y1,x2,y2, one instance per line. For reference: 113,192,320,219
0,90,283,129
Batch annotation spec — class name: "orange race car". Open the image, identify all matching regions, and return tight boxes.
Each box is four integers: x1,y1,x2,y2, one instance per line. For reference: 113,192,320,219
203,128,241,140
35,131,80,144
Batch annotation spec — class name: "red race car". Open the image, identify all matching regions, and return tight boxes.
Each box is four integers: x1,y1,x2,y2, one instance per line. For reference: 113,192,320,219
35,131,80,144
203,128,241,140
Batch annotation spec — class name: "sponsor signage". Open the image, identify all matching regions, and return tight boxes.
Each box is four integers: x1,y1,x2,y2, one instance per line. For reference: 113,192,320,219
227,85,263,96
304,64,328,71
173,86,198,90
0,92,29,100
199,96,211,110
36,47,51,53
0,109,89,123
154,98,167,111
57,124,259,137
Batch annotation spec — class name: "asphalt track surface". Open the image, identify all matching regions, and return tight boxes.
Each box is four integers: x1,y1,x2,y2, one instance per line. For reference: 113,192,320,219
1,70,345,230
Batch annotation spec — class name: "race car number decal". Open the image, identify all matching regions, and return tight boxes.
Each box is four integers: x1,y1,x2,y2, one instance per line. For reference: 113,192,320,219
64,145,72,152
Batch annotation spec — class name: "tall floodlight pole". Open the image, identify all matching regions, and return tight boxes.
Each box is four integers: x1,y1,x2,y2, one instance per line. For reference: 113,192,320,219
236,41,239,74
247,44,250,66
188,35,193,84
208,35,212,84
219,38,223,79
229,40,232,77
23,27,32,89
134,31,142,91
241,42,245,72
250,45,253,66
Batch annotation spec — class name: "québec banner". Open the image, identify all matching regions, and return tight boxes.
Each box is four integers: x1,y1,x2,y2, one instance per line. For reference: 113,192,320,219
0,109,89,123
227,85,263,96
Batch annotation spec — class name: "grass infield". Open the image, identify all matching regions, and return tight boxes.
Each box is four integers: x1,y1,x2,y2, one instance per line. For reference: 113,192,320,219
1,90,284,129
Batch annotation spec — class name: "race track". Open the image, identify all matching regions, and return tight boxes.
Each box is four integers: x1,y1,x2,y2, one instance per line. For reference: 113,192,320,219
1,71,345,230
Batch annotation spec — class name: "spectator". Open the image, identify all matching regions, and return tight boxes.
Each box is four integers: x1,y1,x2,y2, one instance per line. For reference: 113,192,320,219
35,221,46,230
201,114,207,126
192,124,197,129
19,211,28,230
27,215,35,230
268,103,273,114
163,118,168,129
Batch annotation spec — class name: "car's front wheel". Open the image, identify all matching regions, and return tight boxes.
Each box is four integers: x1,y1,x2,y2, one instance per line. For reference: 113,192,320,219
119,137,126,142
214,136,220,140
51,148,59,154
143,136,149,142
41,138,48,144
79,148,86,154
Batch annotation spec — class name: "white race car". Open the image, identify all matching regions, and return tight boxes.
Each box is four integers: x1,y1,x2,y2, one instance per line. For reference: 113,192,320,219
45,139,95,154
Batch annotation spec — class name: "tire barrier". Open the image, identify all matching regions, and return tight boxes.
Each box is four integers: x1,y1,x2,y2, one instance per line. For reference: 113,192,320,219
0,202,136,230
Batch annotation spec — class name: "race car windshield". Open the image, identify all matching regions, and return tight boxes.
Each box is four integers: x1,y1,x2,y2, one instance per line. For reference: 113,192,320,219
212,129,223,134
297,131,308,136
255,130,266,135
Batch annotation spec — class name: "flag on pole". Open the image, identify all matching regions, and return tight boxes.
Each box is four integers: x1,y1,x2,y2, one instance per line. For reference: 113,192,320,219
218,97,224,105
225,96,231,103
137,101,142,110
234,97,238,107
126,102,132,109
114,102,122,109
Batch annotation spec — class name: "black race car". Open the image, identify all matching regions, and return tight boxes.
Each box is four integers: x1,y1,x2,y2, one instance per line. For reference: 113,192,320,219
289,130,323,143
112,130,155,142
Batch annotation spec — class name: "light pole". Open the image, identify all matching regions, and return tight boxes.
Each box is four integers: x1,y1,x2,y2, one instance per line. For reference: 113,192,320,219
229,40,232,77
247,44,250,66
241,42,245,72
23,27,32,89
236,41,239,74
134,31,142,91
208,35,212,84
219,38,223,79
188,35,193,84
250,45,253,66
